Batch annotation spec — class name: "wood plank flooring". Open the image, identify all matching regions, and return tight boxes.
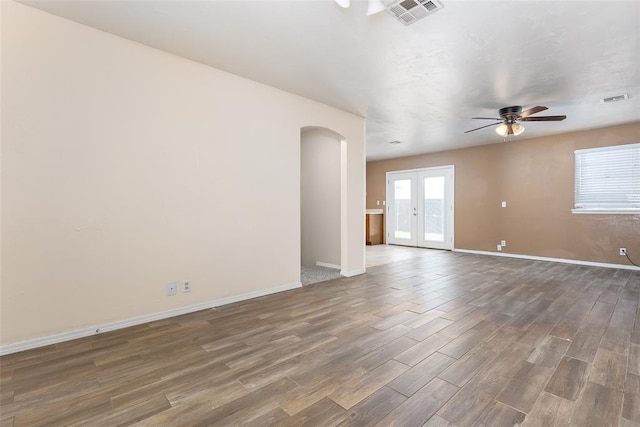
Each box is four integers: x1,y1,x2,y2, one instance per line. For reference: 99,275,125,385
1,250,639,426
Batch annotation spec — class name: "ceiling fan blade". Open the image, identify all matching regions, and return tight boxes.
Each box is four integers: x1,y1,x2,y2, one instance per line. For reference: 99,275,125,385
519,106,548,118
520,115,567,122
464,122,502,133
471,117,501,120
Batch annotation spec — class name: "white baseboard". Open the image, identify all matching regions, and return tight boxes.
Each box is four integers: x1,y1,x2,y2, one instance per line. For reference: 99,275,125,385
340,268,366,277
316,262,341,270
0,282,302,356
453,249,640,271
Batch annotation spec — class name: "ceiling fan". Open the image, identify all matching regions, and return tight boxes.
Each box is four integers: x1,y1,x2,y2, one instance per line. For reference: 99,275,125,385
464,106,567,137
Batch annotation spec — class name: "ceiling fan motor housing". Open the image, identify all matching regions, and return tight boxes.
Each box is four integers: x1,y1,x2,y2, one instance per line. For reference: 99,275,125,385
499,106,522,120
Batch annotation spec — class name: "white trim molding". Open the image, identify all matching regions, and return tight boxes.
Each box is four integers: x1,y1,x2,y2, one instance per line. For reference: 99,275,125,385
0,282,302,356
340,268,366,277
316,262,341,270
453,249,640,271
571,209,640,215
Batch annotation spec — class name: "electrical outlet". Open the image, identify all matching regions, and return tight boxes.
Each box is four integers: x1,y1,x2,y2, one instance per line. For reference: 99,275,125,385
620,248,627,256
497,244,502,252
182,280,191,293
501,240,506,247
501,201,507,208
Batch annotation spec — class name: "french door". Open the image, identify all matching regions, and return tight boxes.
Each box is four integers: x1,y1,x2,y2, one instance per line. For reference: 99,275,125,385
386,165,454,250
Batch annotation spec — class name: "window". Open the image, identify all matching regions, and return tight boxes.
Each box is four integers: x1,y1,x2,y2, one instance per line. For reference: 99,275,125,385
573,143,640,214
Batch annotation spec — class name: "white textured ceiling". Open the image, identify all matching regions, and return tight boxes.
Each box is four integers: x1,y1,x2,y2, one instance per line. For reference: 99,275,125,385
22,0,640,160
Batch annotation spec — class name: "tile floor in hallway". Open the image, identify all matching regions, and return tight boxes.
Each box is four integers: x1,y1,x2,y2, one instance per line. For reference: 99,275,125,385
366,244,437,268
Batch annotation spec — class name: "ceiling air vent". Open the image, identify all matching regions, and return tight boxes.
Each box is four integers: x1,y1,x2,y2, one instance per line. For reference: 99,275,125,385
386,0,443,26
601,94,629,103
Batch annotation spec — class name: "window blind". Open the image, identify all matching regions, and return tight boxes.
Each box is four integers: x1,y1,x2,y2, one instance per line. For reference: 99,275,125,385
574,143,640,211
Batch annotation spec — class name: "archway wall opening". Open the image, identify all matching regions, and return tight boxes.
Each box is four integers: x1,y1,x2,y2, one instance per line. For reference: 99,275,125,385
299,121,364,277
300,127,342,269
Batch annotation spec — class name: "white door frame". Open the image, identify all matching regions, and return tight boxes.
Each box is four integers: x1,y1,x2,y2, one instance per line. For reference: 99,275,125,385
386,165,455,250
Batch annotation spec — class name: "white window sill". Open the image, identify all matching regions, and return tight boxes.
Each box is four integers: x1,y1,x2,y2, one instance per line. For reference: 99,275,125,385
572,209,640,215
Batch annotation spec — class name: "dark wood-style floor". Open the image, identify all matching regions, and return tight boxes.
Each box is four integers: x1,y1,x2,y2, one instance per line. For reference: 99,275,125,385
1,250,639,426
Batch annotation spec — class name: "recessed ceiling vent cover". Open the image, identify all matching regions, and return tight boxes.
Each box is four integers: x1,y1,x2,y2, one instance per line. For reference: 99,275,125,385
601,94,629,103
386,0,443,26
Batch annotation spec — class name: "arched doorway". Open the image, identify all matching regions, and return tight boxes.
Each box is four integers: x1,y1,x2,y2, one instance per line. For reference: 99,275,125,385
300,127,344,285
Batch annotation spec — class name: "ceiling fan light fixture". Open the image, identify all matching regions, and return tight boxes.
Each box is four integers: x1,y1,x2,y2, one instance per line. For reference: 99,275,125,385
512,122,525,135
495,122,524,137
366,0,387,15
495,123,508,137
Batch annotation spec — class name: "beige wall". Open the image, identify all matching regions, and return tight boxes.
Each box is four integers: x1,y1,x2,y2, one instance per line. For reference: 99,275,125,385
367,122,640,265
301,129,341,268
0,2,365,348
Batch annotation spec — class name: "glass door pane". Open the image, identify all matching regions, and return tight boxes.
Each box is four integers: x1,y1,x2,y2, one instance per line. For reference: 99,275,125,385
423,176,445,242
417,166,453,250
394,179,413,240
387,172,417,247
